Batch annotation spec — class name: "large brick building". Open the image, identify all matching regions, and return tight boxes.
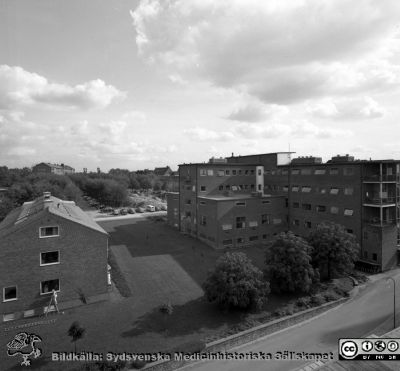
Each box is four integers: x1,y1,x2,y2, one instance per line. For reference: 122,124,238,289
0,192,108,322
32,162,75,175
167,153,400,272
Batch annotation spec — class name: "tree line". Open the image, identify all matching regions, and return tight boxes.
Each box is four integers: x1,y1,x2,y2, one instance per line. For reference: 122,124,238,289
0,166,172,221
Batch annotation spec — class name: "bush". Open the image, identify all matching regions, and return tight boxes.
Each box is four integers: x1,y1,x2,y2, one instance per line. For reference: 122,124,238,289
323,290,341,302
310,294,326,306
159,302,173,315
296,297,311,308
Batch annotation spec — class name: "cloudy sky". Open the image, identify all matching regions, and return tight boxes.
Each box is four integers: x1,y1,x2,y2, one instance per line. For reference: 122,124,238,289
1,0,400,171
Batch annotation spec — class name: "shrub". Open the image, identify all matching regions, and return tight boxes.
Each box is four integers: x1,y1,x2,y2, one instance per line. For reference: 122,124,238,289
296,297,311,308
310,294,326,306
323,290,341,302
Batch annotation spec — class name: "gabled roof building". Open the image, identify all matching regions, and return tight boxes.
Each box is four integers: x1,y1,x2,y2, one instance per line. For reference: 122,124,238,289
0,192,108,322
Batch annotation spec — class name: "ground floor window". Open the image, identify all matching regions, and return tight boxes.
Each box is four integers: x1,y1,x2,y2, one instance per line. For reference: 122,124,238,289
40,279,60,295
372,253,377,261
3,286,17,302
3,313,15,322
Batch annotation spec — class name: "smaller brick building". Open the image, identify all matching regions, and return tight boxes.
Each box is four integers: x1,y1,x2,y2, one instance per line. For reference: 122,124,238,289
0,192,108,322
32,162,75,175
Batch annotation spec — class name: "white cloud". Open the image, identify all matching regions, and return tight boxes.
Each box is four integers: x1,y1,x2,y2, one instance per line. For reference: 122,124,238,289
0,65,126,110
131,0,400,104
308,96,386,119
227,102,289,122
122,110,147,121
184,127,235,141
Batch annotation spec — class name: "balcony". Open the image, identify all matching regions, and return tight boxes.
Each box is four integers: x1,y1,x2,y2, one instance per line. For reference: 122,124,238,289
363,174,398,182
364,218,397,227
363,196,397,206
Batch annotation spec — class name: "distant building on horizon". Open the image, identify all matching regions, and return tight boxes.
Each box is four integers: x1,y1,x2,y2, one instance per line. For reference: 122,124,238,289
32,162,75,175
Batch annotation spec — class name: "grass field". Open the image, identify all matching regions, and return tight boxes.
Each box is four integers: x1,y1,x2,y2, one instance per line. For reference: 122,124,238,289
0,216,303,370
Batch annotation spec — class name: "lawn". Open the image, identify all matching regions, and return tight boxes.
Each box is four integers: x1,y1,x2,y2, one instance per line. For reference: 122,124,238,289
0,217,308,370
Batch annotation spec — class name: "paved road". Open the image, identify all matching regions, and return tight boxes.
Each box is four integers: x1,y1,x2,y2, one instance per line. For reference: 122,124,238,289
182,271,400,371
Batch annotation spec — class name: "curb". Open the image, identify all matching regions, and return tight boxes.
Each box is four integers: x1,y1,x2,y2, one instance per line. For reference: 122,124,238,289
131,297,348,371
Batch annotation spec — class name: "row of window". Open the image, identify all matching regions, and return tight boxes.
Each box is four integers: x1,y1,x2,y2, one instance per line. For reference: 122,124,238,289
292,202,354,216
3,279,60,302
197,199,271,207
199,184,262,192
363,251,378,261
222,234,273,246
265,167,355,176
292,219,354,233
218,215,282,230
200,169,260,177
265,184,354,195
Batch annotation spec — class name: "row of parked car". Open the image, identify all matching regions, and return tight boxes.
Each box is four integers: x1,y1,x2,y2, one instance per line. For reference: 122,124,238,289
83,195,167,216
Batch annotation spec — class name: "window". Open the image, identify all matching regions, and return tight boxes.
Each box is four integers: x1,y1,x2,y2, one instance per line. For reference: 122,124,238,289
225,185,230,190
261,214,270,225
185,211,191,218
304,221,312,228
272,218,282,225
207,169,213,176
330,206,339,214
245,170,249,175
238,169,242,175
40,251,60,266
330,187,339,195
302,203,312,210
283,186,288,192
372,253,377,261
293,219,300,226
217,170,224,176
316,205,326,212
320,188,327,194
315,169,326,175
301,186,312,193
39,226,59,238
232,170,237,175
282,170,288,175
346,229,353,234
200,201,206,205
258,184,262,191
262,200,270,204
344,187,354,195
301,168,312,175
262,234,268,240
236,216,246,229
185,199,192,205
231,185,238,191
292,185,299,192
258,169,262,176
293,202,300,208
264,170,270,175
363,251,368,259
200,216,207,226
249,221,258,228
330,168,339,175
222,224,232,230
24,310,35,318
40,279,60,295
250,170,255,175
250,184,255,190
218,185,224,191
237,237,245,244
249,236,259,241
244,185,248,190
344,209,354,216
225,170,230,176
223,239,233,246
200,169,207,176
292,169,300,175
200,186,206,192
344,167,354,176
3,286,17,302
3,313,15,322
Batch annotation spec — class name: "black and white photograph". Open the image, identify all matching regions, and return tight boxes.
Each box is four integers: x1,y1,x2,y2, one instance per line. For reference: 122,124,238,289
1,1,400,370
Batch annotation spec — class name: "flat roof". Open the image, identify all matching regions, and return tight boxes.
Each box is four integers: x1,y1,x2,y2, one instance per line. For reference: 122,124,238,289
178,162,261,167
198,193,283,201
280,159,400,167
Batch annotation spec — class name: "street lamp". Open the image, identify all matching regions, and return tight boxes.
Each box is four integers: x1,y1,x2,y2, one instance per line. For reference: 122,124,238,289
387,277,396,329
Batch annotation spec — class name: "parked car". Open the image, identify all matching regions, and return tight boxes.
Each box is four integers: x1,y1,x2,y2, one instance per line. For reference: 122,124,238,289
136,207,145,213
127,208,135,214
120,209,128,215
160,205,167,211
112,209,119,216
146,205,155,212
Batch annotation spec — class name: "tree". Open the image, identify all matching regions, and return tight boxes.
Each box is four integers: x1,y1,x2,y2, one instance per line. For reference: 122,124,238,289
203,252,270,311
308,222,360,280
67,321,85,353
265,232,319,294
